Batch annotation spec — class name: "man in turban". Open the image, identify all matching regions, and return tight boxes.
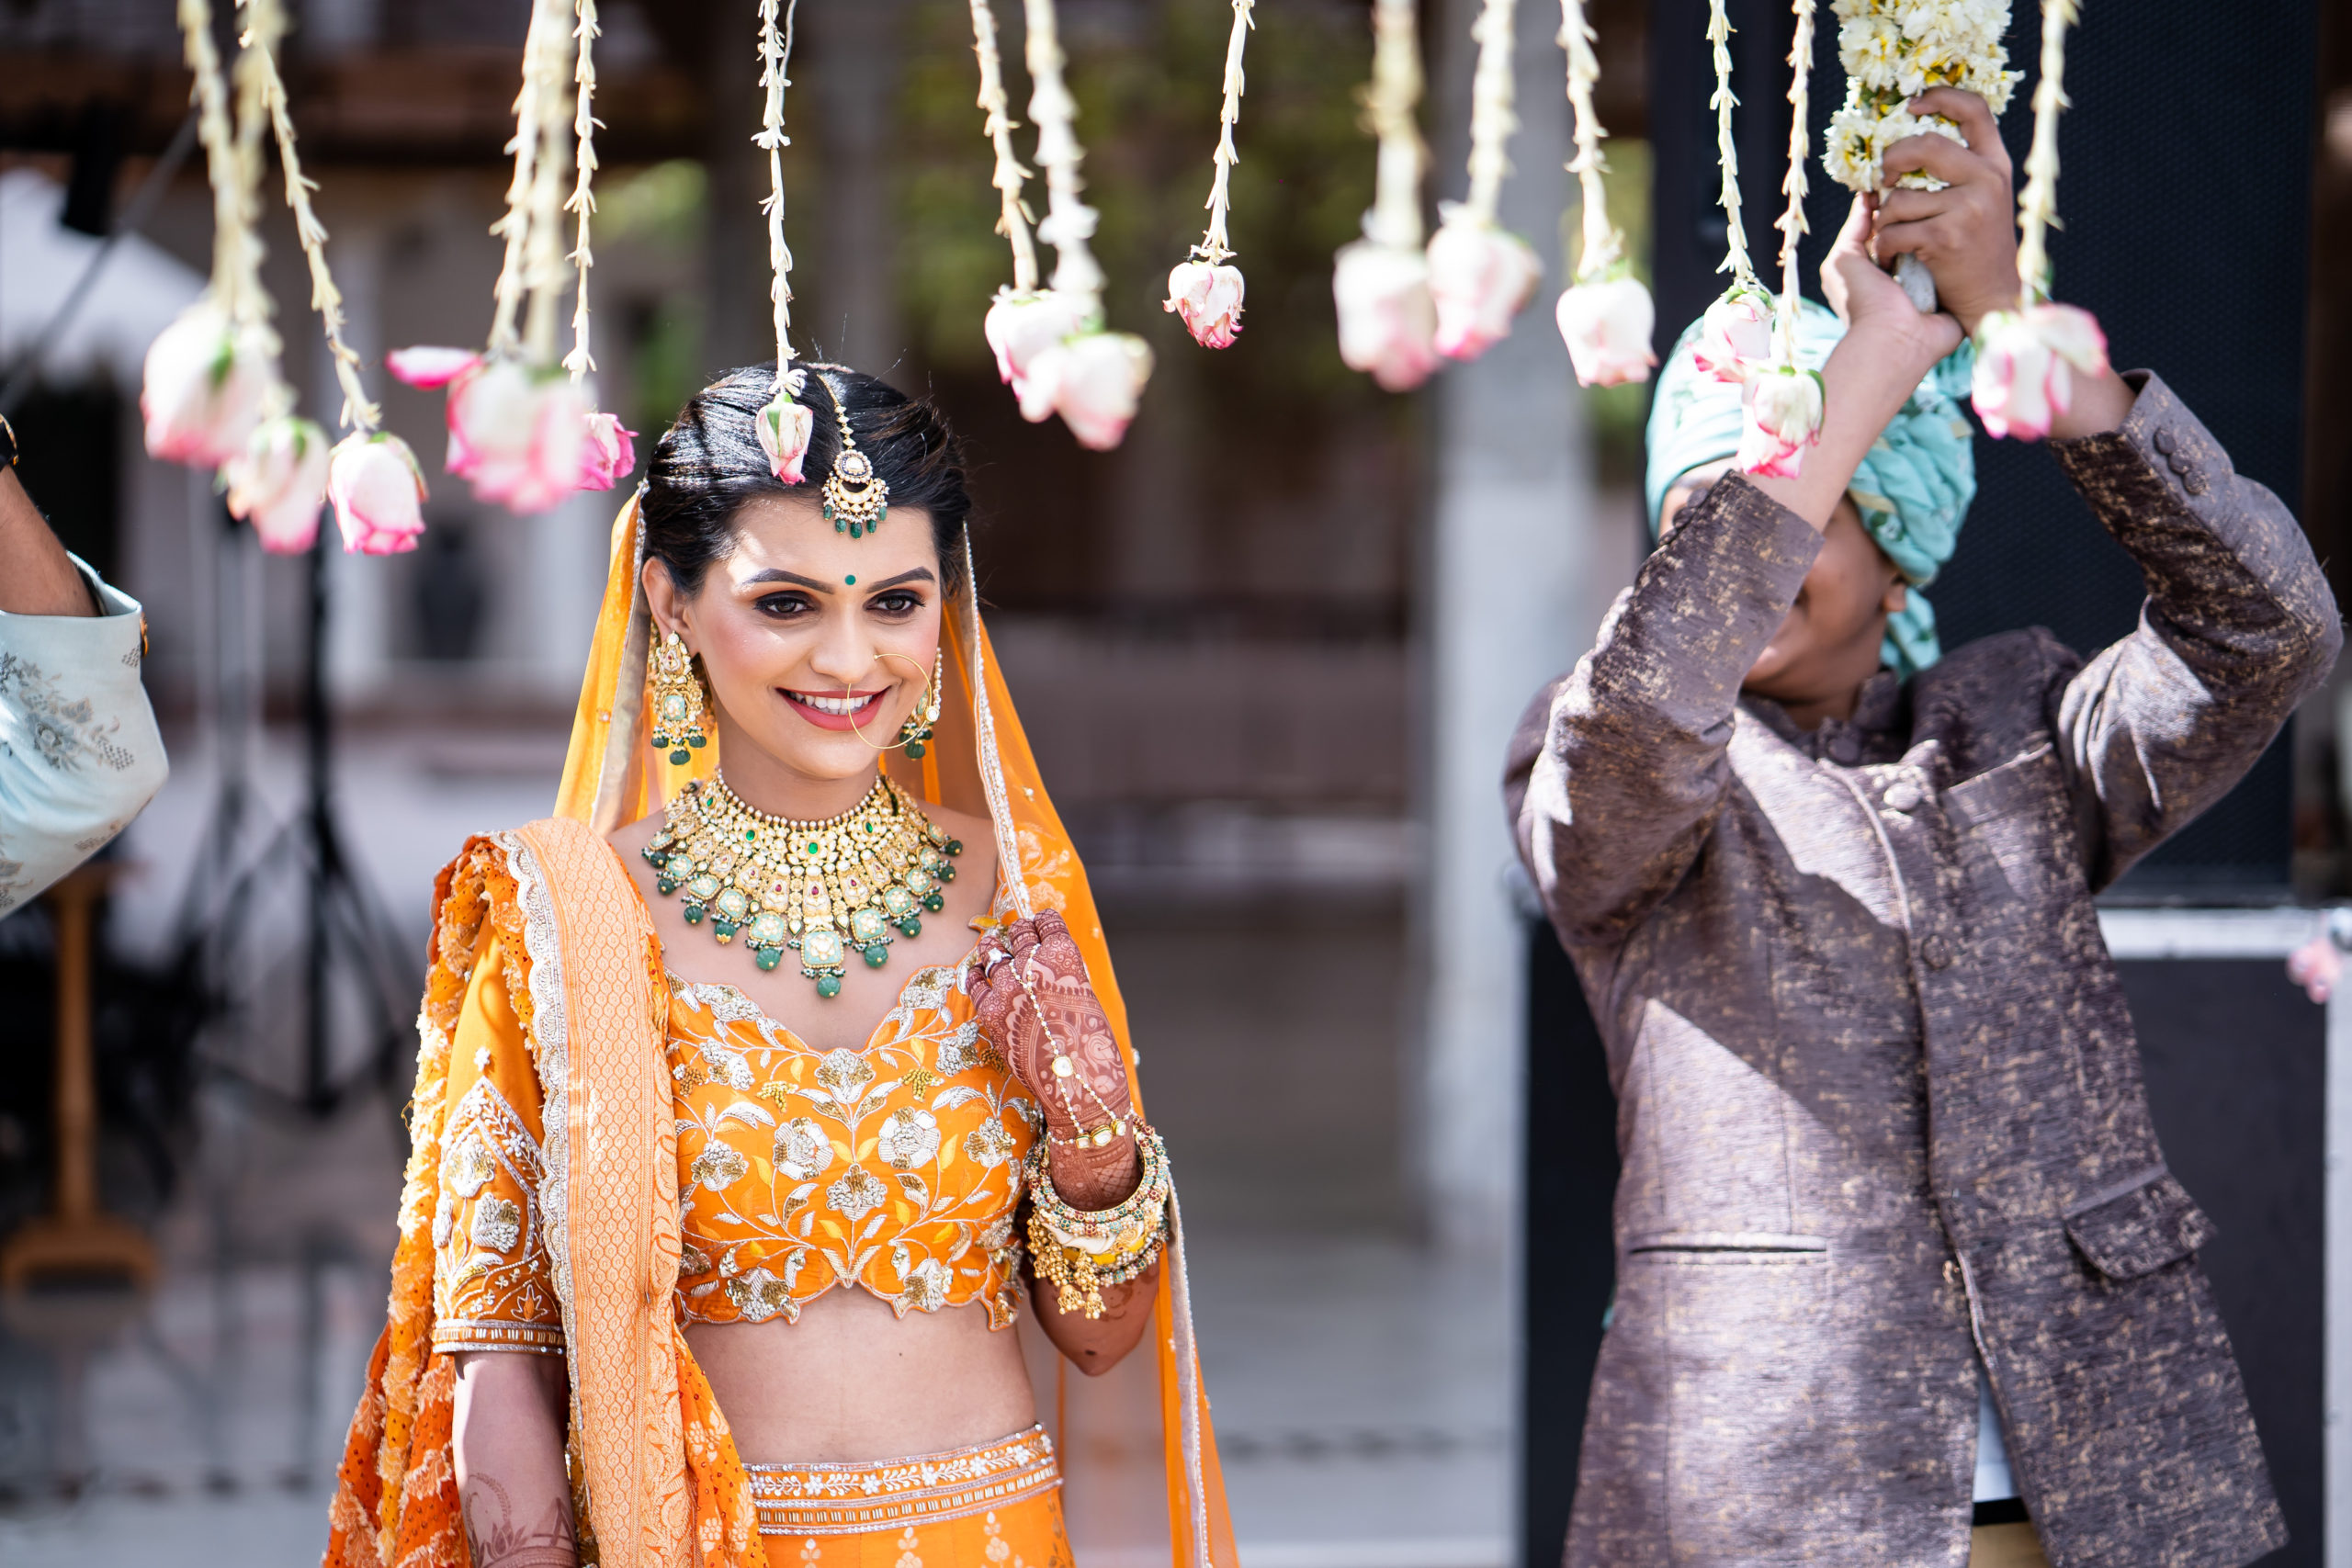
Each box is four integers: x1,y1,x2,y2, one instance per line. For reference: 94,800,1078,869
1507,88,2328,1568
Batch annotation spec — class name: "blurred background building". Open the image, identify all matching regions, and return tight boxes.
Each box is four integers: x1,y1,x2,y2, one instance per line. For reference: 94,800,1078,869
0,1,2346,1565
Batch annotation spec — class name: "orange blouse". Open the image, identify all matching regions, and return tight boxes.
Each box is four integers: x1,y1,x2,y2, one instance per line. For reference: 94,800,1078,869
429,918,1042,1354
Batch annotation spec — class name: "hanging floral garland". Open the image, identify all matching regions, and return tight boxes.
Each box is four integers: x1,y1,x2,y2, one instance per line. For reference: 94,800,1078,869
749,0,817,481
1550,0,1654,386
978,0,1154,449
142,0,428,556
1333,0,1439,391
388,0,634,514
1427,0,1542,362
1970,0,2107,440
1822,0,2020,310
1164,1,1252,350
1688,0,1774,387
1738,0,1825,477
142,0,277,475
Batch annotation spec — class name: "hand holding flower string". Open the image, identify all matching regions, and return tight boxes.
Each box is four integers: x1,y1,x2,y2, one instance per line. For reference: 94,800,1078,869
1870,89,2020,338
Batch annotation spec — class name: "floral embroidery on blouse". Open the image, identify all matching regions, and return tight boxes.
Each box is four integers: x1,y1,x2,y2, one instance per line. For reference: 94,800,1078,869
669,961,1039,1328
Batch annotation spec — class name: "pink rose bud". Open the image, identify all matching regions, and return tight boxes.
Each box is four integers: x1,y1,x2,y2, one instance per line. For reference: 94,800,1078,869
983,289,1089,391
1737,365,1826,479
384,345,485,389
1426,219,1543,362
578,410,638,491
1970,302,2109,442
1164,259,1247,349
141,302,277,468
1333,240,1441,392
758,393,816,484
328,433,428,556
1693,288,1774,384
1555,276,1658,388
223,416,332,555
1027,331,1154,451
444,359,591,513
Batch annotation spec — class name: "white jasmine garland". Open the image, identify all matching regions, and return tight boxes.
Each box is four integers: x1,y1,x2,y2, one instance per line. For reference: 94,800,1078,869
1167,1,1254,350
1334,0,1440,391
1822,0,2021,195
1551,0,1655,386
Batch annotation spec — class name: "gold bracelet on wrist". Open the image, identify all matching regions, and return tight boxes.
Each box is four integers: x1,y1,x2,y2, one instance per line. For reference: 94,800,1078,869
1023,1125,1172,1319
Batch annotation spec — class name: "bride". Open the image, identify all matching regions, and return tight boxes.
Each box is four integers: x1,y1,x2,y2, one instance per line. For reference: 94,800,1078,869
326,365,1233,1568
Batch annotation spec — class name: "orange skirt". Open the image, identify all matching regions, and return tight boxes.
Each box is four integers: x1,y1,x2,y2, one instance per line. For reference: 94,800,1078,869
748,1426,1069,1568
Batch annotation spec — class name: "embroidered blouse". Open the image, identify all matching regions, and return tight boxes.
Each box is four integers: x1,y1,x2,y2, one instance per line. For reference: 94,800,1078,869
430,875,1050,1354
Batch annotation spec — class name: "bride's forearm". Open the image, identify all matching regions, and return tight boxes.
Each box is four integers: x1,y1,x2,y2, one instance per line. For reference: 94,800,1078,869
454,1351,577,1568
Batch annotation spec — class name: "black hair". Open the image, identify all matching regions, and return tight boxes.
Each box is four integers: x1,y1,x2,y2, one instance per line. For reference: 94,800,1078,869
641,364,971,596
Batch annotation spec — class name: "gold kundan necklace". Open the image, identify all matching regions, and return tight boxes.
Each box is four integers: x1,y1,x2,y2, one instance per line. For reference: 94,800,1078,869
643,770,963,998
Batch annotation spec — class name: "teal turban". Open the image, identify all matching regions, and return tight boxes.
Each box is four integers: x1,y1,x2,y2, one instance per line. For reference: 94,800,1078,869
1642,295,1977,677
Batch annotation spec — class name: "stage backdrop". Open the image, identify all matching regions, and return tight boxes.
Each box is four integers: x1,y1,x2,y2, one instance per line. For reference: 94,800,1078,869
1524,2,2326,1564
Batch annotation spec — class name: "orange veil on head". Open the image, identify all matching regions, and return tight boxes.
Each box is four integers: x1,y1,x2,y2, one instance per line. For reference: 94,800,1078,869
551,494,1238,1568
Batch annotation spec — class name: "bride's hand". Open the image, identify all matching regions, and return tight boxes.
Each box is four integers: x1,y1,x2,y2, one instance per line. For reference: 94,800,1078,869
973,911,1134,1140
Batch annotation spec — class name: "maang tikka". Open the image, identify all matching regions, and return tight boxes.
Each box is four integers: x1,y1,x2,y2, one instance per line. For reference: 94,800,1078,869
816,371,889,537
648,629,710,765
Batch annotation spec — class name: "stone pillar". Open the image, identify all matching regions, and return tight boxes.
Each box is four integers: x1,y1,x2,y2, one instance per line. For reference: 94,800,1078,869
1417,0,1624,1252
322,212,393,705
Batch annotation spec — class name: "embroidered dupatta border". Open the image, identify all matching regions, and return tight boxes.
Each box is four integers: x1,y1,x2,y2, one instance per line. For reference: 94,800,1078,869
323,829,762,1568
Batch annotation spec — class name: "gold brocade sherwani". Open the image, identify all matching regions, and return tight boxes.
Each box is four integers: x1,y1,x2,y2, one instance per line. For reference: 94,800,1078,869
1505,373,2340,1568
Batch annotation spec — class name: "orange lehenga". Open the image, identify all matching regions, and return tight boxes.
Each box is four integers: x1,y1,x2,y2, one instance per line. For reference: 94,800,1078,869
325,502,1236,1568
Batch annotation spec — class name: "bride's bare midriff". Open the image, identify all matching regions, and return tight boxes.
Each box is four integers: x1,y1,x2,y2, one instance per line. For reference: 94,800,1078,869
685,1289,1037,1463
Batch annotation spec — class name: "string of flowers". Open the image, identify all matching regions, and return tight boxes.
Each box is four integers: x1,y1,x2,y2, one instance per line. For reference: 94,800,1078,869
1427,0,1542,363
969,0,1040,296
1550,0,1655,387
1822,0,2019,310
1738,0,1825,477
142,0,277,475
562,0,603,379
1971,0,2108,440
752,0,817,482
980,0,1154,450
1333,0,1439,391
1164,0,1253,351
1689,0,1774,386
243,0,429,556
389,0,633,513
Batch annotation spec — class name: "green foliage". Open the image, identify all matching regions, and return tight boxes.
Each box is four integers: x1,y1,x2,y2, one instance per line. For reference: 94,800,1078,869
893,0,1392,413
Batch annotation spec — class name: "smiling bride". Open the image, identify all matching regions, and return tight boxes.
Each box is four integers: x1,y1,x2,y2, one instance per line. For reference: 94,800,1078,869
325,364,1234,1568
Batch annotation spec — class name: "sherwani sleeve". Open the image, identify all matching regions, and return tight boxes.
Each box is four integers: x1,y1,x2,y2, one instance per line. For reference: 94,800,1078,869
0,557,168,915
1506,474,1822,945
2047,371,2343,890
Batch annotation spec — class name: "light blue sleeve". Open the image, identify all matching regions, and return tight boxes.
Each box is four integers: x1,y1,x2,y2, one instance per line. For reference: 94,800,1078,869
0,556,169,913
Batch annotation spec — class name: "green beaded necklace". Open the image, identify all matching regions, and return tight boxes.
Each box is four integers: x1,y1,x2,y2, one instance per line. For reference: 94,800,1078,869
643,771,962,998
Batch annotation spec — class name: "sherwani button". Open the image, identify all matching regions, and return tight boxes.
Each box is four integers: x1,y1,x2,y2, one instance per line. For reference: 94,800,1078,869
1918,934,1954,969
2168,454,2193,477
2184,469,2209,496
2154,426,2177,455
1884,781,1922,812
1827,734,1861,766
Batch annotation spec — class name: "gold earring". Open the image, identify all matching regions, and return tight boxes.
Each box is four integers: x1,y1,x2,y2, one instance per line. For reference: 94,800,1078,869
648,629,710,765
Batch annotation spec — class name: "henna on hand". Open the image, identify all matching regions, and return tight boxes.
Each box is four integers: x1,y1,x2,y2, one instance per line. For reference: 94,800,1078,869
462,1474,578,1568
972,910,1142,1206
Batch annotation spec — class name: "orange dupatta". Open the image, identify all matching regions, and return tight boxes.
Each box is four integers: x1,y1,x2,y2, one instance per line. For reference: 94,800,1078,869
327,496,1235,1568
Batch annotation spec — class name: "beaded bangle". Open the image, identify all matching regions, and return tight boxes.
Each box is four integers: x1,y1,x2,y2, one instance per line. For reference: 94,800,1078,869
1024,1126,1172,1319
